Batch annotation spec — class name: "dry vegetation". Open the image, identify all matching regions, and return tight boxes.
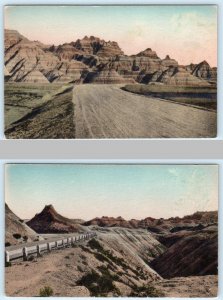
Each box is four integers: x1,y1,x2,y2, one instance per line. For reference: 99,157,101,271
123,84,217,110
4,83,75,139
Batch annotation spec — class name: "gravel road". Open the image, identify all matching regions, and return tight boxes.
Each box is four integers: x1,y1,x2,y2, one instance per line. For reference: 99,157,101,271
73,84,217,138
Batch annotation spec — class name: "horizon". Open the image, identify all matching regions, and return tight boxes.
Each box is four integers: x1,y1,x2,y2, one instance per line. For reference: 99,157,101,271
21,202,218,221
4,5,217,67
5,164,218,220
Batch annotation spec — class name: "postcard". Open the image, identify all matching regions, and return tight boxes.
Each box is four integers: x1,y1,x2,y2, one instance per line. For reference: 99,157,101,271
5,164,218,296
4,5,217,138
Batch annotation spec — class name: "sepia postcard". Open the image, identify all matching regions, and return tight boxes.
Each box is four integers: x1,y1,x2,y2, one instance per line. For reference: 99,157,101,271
4,5,217,139
5,164,218,297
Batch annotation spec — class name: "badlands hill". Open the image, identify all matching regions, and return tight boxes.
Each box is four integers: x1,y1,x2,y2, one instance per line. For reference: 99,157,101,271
151,224,218,278
4,29,217,85
5,203,38,246
84,211,218,231
26,204,86,233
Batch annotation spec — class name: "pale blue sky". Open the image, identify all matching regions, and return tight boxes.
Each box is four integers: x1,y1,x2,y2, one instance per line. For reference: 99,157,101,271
4,5,217,66
5,164,218,220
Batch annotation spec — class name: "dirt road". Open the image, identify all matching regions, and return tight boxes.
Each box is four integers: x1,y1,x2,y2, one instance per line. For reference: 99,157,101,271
73,85,217,138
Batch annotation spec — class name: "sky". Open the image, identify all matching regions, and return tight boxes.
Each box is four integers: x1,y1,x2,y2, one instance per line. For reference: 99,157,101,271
4,5,217,66
5,164,218,221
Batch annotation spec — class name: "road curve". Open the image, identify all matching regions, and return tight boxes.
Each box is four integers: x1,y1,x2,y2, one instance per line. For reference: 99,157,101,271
73,84,216,138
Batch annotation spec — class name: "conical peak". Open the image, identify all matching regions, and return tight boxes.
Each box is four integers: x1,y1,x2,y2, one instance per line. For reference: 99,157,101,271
42,204,56,213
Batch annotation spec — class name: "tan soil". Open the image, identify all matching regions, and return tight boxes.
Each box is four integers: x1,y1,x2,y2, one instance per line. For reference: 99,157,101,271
73,84,216,138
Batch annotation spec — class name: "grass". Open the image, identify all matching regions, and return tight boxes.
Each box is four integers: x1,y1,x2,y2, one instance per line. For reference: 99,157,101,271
39,286,53,297
123,84,217,110
5,83,75,139
4,83,72,133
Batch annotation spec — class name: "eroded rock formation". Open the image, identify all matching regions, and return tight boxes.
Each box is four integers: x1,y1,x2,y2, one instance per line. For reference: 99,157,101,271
27,204,86,233
4,29,217,85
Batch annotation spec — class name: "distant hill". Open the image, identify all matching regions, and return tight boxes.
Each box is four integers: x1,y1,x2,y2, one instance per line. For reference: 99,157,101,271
27,204,86,233
4,29,216,85
83,211,218,232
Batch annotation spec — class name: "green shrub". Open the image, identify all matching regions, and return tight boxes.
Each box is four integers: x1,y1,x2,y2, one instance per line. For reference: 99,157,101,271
97,265,119,281
87,239,104,251
130,284,164,297
94,252,110,263
77,269,120,296
39,286,53,297
13,233,21,239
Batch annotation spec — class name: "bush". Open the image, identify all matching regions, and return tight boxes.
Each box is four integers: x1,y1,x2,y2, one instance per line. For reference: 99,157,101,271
77,269,120,296
39,286,53,297
87,239,103,251
13,233,21,239
130,284,164,297
94,252,110,263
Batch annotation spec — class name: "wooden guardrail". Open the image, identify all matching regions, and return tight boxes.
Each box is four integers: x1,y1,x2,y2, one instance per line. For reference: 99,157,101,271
5,231,96,263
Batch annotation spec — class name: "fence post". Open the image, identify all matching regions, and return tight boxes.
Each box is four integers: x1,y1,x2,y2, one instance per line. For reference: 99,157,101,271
5,251,10,264
55,241,58,249
23,247,28,261
37,245,41,257
47,243,51,252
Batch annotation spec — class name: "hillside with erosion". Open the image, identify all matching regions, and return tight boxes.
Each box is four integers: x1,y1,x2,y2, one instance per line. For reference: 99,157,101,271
4,29,217,85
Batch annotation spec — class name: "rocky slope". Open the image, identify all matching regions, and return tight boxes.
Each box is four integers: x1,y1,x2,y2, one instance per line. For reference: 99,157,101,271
5,203,38,246
151,225,218,278
5,29,216,85
27,204,86,233
187,60,217,84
